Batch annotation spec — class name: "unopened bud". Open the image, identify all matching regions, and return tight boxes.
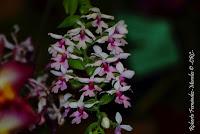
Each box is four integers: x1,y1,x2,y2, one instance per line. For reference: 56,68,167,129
101,117,110,129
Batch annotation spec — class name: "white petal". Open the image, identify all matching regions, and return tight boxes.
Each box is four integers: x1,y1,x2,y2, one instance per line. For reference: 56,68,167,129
93,67,101,76
48,33,63,39
85,29,95,40
106,57,118,63
0,34,14,49
69,54,83,61
100,52,108,59
93,45,102,54
89,7,100,13
101,14,114,20
122,70,135,79
116,62,124,73
93,78,105,83
64,93,72,101
96,36,108,43
115,112,122,124
106,90,116,95
67,28,81,36
114,82,121,90
69,102,78,108
77,78,90,83
118,53,130,59
120,125,133,131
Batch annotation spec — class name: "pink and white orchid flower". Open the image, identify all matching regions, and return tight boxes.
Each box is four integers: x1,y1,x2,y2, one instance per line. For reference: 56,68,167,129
0,34,34,63
115,112,133,134
82,7,114,34
116,62,135,85
69,95,97,124
67,21,95,49
51,70,73,93
59,93,72,118
48,33,75,56
50,48,82,74
86,45,117,67
107,82,131,108
77,69,105,97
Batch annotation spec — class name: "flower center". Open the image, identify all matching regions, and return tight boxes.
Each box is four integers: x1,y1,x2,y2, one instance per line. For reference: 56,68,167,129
102,63,110,72
88,82,95,90
96,15,101,25
80,30,85,40
59,39,65,47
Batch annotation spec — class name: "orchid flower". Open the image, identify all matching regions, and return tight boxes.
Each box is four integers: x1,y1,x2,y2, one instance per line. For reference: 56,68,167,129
69,95,97,124
0,34,34,63
47,104,65,125
82,7,114,34
59,93,72,117
86,45,117,67
107,82,131,108
115,112,133,134
50,48,82,74
77,68,105,97
96,20,128,55
48,33,75,56
67,21,95,49
51,70,73,93
116,62,135,85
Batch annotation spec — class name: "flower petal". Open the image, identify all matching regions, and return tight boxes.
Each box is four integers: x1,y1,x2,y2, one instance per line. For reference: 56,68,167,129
115,112,122,124
120,125,133,131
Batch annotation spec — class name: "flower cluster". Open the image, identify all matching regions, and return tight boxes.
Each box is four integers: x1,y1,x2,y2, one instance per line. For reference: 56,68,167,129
0,28,36,134
0,27,34,64
28,7,134,134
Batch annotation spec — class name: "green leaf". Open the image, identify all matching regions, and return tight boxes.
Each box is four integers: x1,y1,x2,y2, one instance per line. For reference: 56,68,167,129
85,122,98,134
68,59,85,70
58,15,80,28
99,94,114,105
86,67,96,76
79,0,92,15
69,79,83,89
69,0,78,15
85,98,97,104
63,0,70,14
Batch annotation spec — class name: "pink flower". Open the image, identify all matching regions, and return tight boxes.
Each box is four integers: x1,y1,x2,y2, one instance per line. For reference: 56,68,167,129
115,112,133,134
67,21,95,49
77,71,105,97
107,82,131,108
116,62,135,85
0,34,34,63
51,53,69,74
70,107,88,124
48,33,75,56
59,93,72,117
107,20,128,37
51,70,73,93
115,91,131,108
52,78,67,93
69,95,97,124
82,7,114,34
98,63,116,81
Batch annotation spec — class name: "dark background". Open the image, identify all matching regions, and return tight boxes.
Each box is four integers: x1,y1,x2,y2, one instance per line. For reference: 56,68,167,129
0,0,199,134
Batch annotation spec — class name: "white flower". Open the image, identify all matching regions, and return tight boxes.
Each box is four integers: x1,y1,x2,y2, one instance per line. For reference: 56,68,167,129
115,112,133,134
82,7,114,34
101,116,110,129
67,21,95,49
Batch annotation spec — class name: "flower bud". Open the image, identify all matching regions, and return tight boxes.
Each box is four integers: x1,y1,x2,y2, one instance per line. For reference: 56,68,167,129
101,116,110,129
